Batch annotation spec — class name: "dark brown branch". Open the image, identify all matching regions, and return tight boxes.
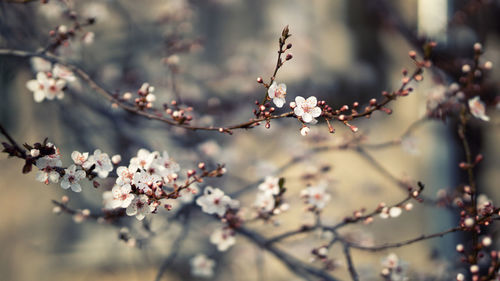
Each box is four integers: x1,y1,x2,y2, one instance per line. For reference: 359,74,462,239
342,244,359,281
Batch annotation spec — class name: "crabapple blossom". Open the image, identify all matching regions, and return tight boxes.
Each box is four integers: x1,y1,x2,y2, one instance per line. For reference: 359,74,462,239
35,153,63,184
190,254,215,278
301,184,331,210
178,184,199,203
83,149,113,178
132,170,162,192
35,168,60,184
110,184,135,208
71,151,89,166
293,96,322,123
152,150,180,180
52,64,76,82
267,81,287,108
126,194,154,220
116,166,135,186
196,186,239,216
129,148,157,172
61,165,86,192
468,96,490,121
26,72,66,103
210,227,236,251
254,191,275,213
258,176,280,195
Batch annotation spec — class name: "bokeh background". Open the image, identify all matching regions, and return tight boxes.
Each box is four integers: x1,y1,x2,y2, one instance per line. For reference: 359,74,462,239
0,0,499,280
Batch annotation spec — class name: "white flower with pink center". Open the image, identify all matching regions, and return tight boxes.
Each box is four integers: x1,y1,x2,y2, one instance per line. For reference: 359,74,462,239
26,72,66,103
254,191,275,213
132,170,162,192
71,151,89,166
110,184,135,208
126,194,154,221
258,176,280,195
210,227,236,252
152,150,180,180
129,148,158,172
196,186,239,216
83,149,113,178
267,81,287,108
468,96,490,121
61,164,86,192
293,96,322,123
190,254,215,278
52,64,76,82
116,166,135,186
301,184,331,210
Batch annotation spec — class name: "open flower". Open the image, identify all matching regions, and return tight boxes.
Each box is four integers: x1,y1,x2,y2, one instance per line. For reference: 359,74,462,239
190,254,215,278
468,96,490,121
258,176,280,195
116,166,135,186
196,186,239,216
26,72,66,102
210,227,236,251
294,96,321,123
110,184,135,208
152,150,180,180
52,64,76,82
254,191,275,213
83,149,113,178
301,184,331,210
61,164,86,192
132,170,162,192
71,151,89,166
267,81,287,108
129,148,158,172
126,194,154,220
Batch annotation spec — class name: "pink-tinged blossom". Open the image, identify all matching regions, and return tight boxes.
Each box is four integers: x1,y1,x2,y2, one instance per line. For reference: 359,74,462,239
36,153,62,169
71,151,89,166
210,227,236,251
190,254,215,278
132,170,162,192
301,184,331,210
254,191,275,213
152,150,180,180
110,184,135,208
126,194,154,221
35,152,62,184
468,96,490,121
35,168,60,184
83,149,113,178
26,72,66,103
258,176,280,195
102,191,114,209
52,64,76,82
196,186,239,216
129,148,158,172
293,96,322,123
116,166,135,186
178,184,199,203
61,164,86,192
381,253,409,281
267,81,287,108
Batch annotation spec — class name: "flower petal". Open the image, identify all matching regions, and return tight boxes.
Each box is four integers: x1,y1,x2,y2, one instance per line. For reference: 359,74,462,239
310,106,322,117
273,97,285,108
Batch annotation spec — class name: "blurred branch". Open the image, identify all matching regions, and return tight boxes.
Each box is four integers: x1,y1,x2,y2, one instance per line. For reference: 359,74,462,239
342,244,359,281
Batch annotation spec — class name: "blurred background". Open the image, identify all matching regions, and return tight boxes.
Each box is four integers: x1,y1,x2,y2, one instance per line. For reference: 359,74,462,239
0,0,499,280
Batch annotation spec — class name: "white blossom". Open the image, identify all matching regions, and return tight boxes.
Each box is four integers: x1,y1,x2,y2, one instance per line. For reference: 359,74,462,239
71,151,89,166
110,184,135,208
126,194,154,220
83,149,113,178
293,96,322,123
61,164,86,192
300,126,310,136
26,72,66,102
210,227,236,251
190,254,215,278
52,64,76,82
196,186,239,216
116,166,135,186
258,176,280,195
30,57,52,72
132,170,162,192
301,184,331,210
36,153,63,184
129,148,158,171
381,253,409,281
468,96,490,121
254,191,275,213
267,81,287,108
178,184,199,203
152,150,180,180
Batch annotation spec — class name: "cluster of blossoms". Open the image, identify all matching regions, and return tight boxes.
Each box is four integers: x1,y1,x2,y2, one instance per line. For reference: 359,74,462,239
103,148,181,220
26,59,76,103
253,176,288,217
196,186,240,251
300,183,331,211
